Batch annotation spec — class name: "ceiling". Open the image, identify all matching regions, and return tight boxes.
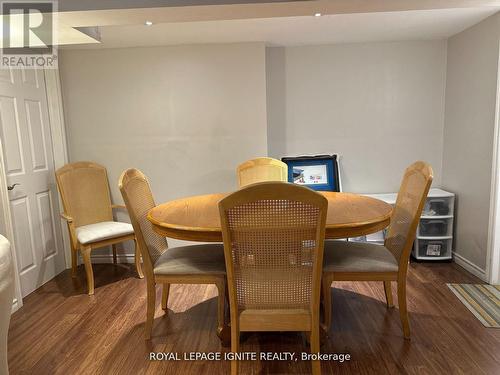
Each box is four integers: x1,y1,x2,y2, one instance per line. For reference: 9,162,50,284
1,0,499,48
64,7,500,49
56,0,309,12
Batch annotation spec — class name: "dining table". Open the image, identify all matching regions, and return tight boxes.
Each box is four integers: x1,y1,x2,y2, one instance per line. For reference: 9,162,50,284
147,191,393,241
147,190,393,344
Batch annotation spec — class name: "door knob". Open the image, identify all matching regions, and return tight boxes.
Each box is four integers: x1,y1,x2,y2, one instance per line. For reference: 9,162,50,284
7,183,19,191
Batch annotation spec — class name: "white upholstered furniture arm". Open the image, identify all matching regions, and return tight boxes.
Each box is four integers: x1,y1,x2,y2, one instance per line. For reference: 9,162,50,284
0,235,14,375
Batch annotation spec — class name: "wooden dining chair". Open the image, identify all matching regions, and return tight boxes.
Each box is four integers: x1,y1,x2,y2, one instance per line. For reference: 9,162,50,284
56,162,143,295
236,157,288,188
322,161,433,339
219,182,328,375
119,168,226,339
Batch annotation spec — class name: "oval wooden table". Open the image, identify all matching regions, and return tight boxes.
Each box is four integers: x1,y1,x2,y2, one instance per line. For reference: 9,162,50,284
148,192,393,241
147,191,392,344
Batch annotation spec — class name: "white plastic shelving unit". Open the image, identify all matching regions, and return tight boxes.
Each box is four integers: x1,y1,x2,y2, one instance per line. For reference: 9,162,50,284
356,188,455,260
413,188,454,260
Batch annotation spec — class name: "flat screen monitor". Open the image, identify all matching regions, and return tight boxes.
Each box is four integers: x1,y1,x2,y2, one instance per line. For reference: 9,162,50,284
281,155,341,192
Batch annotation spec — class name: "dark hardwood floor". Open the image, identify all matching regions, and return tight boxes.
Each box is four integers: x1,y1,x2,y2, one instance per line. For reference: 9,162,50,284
7,261,500,374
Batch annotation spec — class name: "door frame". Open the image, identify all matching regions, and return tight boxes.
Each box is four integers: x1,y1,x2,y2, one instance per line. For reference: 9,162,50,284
44,69,71,270
0,140,23,311
487,42,500,285
0,68,69,312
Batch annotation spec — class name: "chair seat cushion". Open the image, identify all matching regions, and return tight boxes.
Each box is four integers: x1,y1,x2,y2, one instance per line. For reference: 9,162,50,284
76,221,134,245
323,240,398,273
154,244,226,275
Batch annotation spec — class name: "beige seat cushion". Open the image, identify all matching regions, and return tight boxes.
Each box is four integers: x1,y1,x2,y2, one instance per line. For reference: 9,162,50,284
154,244,226,275
323,240,398,273
76,221,134,245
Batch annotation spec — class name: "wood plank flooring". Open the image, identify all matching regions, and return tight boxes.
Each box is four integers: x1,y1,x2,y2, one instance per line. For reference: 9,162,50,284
7,261,500,374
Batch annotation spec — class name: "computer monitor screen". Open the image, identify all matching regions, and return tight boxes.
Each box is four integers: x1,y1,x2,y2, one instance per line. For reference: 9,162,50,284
281,155,340,192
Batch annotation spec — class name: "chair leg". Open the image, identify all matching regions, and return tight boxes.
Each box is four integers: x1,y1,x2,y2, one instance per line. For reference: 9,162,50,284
161,283,170,312
145,281,156,340
71,244,78,278
112,244,118,264
81,245,94,295
310,321,321,375
322,276,332,331
230,319,240,375
134,238,144,279
397,279,410,339
384,281,394,308
215,280,226,337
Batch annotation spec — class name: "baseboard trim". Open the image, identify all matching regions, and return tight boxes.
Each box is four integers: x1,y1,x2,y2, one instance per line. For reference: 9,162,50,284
453,252,487,282
12,297,20,313
89,254,135,264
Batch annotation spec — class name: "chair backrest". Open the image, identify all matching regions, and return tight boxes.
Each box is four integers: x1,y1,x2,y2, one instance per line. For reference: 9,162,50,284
219,182,327,314
119,169,168,278
385,161,433,270
55,162,113,227
237,157,288,188
0,235,14,375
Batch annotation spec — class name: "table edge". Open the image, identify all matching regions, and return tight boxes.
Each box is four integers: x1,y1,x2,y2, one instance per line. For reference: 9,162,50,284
147,192,393,233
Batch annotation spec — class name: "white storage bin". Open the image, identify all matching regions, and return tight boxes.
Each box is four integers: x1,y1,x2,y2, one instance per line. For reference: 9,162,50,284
422,197,453,217
418,218,452,237
415,238,452,259
349,236,367,242
349,230,386,244
366,230,386,243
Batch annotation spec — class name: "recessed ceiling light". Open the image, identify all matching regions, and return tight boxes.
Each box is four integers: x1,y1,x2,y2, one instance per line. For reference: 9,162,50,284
145,21,153,26
314,12,322,17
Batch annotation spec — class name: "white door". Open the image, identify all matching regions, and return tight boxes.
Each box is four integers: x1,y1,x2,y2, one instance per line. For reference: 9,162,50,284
0,68,66,297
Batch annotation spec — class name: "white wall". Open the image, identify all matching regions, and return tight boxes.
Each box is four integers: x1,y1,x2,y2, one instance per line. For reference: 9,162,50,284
59,34,497,275
267,41,447,193
59,43,268,254
442,13,500,275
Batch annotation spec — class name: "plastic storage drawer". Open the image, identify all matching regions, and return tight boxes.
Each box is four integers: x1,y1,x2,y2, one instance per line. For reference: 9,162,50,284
415,238,452,258
422,197,453,216
418,218,452,237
